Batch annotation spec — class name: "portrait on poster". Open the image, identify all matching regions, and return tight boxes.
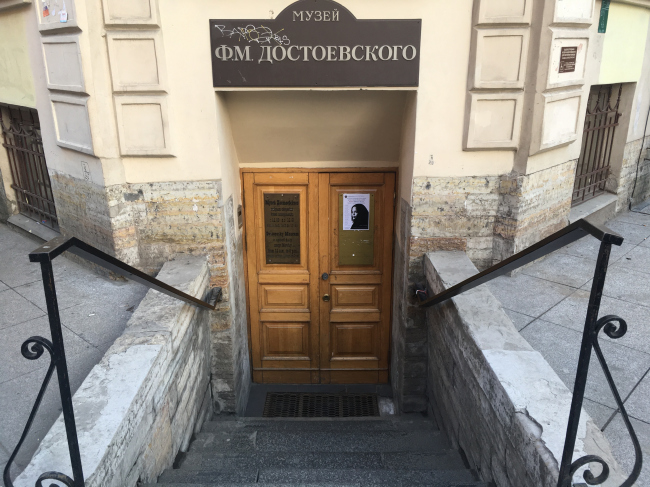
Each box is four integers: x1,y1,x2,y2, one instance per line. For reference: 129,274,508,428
342,194,370,230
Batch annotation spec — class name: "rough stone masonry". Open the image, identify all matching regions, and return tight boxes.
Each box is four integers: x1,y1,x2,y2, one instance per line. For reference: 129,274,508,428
13,255,214,487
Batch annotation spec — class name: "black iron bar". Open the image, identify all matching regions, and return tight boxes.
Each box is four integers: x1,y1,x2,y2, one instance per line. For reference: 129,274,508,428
39,259,85,486
591,318,642,486
4,235,218,486
417,219,623,309
30,236,216,310
9,184,59,216
418,216,640,486
582,121,622,132
0,143,46,158
557,240,611,487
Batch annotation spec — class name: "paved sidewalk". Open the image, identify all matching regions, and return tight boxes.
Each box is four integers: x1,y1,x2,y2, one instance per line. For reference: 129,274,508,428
0,223,147,483
488,207,650,486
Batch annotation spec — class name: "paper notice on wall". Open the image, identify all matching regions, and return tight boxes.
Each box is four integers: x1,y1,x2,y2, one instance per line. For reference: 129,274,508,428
342,193,370,231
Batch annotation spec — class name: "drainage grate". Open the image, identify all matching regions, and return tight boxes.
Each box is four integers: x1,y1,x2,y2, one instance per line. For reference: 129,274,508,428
263,393,380,418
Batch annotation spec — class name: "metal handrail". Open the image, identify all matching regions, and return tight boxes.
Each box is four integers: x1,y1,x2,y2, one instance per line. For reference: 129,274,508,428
4,236,218,487
418,218,623,309
418,218,642,487
30,236,217,310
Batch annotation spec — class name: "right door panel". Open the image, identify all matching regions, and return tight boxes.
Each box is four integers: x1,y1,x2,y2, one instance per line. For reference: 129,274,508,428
318,172,395,384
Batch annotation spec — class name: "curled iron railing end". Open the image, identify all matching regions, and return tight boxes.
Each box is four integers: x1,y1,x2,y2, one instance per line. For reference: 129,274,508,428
569,455,610,485
595,315,627,339
3,337,74,487
562,314,642,487
35,471,75,487
3,337,79,487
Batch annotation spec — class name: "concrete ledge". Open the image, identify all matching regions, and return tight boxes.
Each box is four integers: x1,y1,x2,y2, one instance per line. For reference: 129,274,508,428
569,193,618,225
14,255,214,487
7,214,60,242
425,251,628,487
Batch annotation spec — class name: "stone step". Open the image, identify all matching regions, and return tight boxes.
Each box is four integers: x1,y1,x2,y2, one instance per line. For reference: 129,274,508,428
178,450,466,471
156,468,484,485
147,484,365,487
148,484,489,487
189,430,449,454
200,417,438,434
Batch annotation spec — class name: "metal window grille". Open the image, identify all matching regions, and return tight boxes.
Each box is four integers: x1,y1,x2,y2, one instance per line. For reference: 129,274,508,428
0,104,58,229
572,84,622,206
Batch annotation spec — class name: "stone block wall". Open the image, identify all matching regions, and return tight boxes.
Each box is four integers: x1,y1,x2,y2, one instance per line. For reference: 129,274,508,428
391,197,428,413
15,255,215,487
424,251,627,487
209,195,251,415
50,171,227,291
393,176,501,411
50,172,117,255
493,160,576,264
48,171,247,413
109,179,227,292
613,135,650,210
410,176,500,271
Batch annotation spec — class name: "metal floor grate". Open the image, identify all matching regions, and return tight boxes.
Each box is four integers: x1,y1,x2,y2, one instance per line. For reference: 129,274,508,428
263,392,380,418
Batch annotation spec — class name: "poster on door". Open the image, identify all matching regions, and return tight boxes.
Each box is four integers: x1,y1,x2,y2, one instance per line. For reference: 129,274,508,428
339,193,374,266
342,194,370,231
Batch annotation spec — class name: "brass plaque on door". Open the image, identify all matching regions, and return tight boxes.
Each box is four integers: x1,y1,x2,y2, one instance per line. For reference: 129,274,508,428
338,193,374,266
264,193,300,264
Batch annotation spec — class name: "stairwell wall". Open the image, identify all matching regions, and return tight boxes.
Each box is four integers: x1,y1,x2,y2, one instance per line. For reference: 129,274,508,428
14,256,215,487
424,251,628,487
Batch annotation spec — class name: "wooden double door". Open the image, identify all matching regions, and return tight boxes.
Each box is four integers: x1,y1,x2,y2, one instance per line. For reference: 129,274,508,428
243,171,395,384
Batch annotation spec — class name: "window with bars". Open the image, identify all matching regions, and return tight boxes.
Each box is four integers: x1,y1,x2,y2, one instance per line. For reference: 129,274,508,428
572,84,622,206
0,104,58,230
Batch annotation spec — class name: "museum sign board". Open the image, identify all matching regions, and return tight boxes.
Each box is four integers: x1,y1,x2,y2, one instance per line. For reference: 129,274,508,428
209,0,422,87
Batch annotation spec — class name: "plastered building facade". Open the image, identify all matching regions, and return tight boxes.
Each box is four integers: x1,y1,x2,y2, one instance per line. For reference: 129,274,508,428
1,0,650,413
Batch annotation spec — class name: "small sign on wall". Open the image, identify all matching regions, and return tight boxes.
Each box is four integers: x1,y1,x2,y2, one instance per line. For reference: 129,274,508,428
559,46,577,74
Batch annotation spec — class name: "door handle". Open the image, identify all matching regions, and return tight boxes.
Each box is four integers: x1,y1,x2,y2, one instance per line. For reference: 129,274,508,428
322,294,330,302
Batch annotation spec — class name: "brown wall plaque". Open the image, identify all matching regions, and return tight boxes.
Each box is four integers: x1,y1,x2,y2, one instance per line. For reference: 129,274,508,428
559,46,578,74
264,193,300,264
210,0,421,87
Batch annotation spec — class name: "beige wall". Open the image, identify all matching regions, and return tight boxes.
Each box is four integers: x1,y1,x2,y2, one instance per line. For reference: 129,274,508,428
0,5,36,108
524,1,650,174
215,93,242,219
12,0,650,210
16,0,114,189
146,0,515,212
224,90,406,167
600,3,650,85
620,5,650,143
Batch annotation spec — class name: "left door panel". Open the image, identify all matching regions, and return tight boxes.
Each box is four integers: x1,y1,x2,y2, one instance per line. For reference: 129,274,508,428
243,173,320,383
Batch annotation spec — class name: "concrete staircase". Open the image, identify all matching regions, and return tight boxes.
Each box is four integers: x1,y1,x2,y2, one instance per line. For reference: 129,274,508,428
149,415,489,486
